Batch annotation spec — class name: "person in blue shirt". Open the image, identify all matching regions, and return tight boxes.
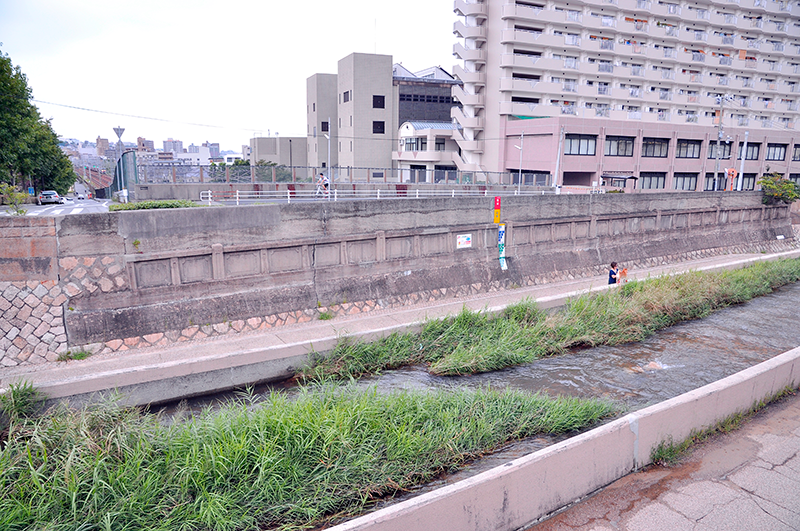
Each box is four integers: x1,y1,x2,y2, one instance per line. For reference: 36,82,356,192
609,262,620,285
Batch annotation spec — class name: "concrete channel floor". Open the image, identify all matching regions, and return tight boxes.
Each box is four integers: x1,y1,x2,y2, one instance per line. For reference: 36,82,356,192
3,249,800,531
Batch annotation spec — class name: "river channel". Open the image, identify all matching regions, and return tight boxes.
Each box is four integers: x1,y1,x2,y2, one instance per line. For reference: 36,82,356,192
159,282,800,514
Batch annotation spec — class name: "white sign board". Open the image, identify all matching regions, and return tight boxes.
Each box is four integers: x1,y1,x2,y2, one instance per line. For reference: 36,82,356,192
457,234,472,249
498,224,508,270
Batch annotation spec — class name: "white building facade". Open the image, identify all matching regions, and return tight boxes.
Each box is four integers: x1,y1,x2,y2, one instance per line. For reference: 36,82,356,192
452,0,800,190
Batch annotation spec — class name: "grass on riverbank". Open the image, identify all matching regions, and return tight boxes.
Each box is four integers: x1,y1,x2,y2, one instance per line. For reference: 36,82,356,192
0,384,616,531
299,259,800,379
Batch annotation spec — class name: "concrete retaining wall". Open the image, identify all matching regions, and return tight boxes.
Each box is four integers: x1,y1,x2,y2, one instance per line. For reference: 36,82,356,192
1,192,797,367
328,347,800,531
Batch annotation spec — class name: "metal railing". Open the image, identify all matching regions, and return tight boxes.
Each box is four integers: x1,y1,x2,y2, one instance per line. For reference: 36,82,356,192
199,186,559,205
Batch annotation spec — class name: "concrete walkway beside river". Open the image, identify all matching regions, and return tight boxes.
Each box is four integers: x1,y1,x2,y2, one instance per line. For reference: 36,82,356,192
528,390,800,531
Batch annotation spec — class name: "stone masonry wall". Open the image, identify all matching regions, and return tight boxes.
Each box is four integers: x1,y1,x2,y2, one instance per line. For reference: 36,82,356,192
1,193,797,368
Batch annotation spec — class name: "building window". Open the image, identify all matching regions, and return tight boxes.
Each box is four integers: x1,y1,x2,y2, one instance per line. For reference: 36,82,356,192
788,173,800,186
564,134,596,155
793,145,800,161
766,143,787,161
642,138,669,158
707,141,731,159
639,172,666,189
312,103,315,112
704,173,726,191
435,138,446,151
673,173,698,191
373,95,385,109
676,139,702,158
321,121,329,133
343,90,351,103
604,136,635,157
738,142,760,160
373,121,385,134
404,138,427,151
741,174,756,190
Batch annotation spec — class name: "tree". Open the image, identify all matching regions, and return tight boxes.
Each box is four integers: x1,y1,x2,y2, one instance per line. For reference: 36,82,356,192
0,47,74,194
757,172,800,205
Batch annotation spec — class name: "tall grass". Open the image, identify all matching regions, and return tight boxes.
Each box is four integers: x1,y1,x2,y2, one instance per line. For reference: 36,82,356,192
300,259,800,378
0,385,616,530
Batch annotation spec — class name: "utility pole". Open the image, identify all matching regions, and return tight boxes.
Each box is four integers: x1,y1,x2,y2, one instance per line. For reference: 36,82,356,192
737,130,748,191
515,132,524,193
713,95,728,191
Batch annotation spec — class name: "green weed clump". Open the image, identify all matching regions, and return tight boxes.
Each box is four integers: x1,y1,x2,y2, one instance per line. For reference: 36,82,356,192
300,259,800,378
109,200,198,211
0,385,616,530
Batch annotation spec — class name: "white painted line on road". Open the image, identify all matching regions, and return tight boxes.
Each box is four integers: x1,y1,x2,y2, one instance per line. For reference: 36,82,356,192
51,209,64,215
72,208,84,214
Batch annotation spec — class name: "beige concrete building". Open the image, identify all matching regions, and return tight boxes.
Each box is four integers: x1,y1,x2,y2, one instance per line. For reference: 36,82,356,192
307,73,338,170
452,0,800,190
336,53,396,179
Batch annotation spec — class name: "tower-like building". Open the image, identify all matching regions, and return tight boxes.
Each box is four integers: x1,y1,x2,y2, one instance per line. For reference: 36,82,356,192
453,0,800,191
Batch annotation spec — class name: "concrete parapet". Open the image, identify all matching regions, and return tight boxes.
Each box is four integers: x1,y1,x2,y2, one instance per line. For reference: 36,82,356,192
327,347,800,531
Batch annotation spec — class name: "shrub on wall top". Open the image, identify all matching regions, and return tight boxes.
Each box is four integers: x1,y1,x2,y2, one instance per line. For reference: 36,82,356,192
109,200,199,211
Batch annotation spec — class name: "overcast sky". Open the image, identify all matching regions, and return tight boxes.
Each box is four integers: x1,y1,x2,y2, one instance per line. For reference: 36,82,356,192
0,0,457,152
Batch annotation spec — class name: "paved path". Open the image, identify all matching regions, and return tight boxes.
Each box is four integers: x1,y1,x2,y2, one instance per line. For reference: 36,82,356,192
528,391,800,531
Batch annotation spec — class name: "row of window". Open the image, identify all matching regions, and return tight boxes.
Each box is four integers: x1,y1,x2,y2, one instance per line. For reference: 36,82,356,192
565,135,800,161
609,172,762,191
399,94,455,104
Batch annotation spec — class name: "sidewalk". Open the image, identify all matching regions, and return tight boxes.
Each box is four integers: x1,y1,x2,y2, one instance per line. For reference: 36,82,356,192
3,249,800,406
528,390,800,531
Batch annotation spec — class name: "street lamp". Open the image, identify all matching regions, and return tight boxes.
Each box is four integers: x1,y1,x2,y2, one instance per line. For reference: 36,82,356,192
514,132,524,193
323,131,331,192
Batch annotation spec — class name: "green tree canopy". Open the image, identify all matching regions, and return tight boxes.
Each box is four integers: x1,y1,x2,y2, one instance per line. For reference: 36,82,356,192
0,47,74,194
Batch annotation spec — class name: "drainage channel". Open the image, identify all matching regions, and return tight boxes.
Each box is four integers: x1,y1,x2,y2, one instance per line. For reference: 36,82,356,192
157,283,800,519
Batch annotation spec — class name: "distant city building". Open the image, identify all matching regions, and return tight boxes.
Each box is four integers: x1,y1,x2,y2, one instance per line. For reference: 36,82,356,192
163,138,184,154
96,137,109,157
137,137,155,152
202,141,220,158
176,145,211,165
187,144,200,153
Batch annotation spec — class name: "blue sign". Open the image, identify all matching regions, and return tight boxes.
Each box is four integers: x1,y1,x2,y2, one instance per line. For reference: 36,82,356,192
28,187,34,196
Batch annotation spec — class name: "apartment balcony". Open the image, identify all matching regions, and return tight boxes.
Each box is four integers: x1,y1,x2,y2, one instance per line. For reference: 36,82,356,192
619,19,650,36
499,53,558,71
711,12,738,27
499,77,551,93
451,106,485,129
452,65,486,86
452,129,485,153
719,56,733,66
454,0,487,19
786,102,799,111
657,24,681,39
582,15,617,32
395,149,451,164
650,2,682,18
738,116,750,126
499,100,558,117
453,21,487,41
452,85,485,107
453,43,486,63
500,28,546,46
500,3,544,22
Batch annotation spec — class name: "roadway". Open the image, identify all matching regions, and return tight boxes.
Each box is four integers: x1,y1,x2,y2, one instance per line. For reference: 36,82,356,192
0,198,111,217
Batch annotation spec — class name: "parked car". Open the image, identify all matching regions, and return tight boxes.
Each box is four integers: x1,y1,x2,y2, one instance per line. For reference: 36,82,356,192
76,192,85,200
37,190,63,205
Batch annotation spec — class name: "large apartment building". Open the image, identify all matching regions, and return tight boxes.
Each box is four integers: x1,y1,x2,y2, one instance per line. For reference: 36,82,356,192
452,0,800,191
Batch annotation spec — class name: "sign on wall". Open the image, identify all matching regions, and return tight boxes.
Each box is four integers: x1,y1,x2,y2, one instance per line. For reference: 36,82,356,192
457,234,472,249
498,223,507,270
493,196,501,224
